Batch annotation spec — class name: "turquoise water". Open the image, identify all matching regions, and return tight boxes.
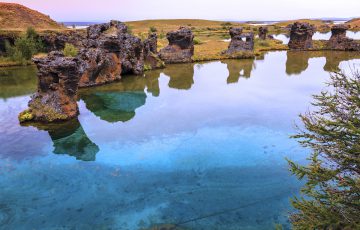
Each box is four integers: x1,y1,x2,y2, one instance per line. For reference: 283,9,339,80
0,51,359,230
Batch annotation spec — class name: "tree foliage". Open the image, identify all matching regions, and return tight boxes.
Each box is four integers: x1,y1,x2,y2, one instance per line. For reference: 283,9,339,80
287,71,360,229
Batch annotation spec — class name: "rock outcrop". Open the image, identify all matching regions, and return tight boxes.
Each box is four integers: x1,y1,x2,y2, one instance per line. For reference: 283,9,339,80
327,25,360,51
288,22,315,50
143,33,165,69
78,48,122,88
40,31,86,52
0,33,16,55
258,27,268,40
19,52,86,123
85,20,144,75
224,27,254,54
159,27,194,63
19,20,155,123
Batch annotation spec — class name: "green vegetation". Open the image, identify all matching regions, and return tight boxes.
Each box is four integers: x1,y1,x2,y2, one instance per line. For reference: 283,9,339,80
63,43,78,57
148,26,157,33
193,37,204,45
287,71,360,229
19,98,69,123
4,27,43,65
18,109,34,123
143,64,152,71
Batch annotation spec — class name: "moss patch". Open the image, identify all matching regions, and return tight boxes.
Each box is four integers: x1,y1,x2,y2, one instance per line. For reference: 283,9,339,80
19,98,71,123
18,109,34,123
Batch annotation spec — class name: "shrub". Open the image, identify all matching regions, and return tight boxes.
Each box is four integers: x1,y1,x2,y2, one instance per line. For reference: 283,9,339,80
63,43,78,57
4,27,43,64
287,71,360,229
149,26,157,33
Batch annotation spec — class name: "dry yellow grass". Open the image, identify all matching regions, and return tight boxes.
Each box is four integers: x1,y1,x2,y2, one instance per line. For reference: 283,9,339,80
346,18,360,31
126,19,244,35
273,19,330,27
126,19,289,61
0,3,65,31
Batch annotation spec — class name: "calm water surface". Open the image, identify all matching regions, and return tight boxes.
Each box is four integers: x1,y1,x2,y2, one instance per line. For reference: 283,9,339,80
0,51,359,230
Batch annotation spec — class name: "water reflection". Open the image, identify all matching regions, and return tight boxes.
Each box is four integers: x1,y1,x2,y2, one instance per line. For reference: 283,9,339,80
0,66,37,99
163,63,195,90
79,73,161,123
22,119,99,161
286,51,360,75
2,51,360,229
221,59,255,83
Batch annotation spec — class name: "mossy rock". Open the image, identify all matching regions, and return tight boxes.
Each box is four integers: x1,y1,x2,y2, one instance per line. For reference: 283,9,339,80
18,109,34,123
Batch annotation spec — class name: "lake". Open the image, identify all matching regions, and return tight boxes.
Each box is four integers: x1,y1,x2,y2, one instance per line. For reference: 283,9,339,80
0,51,359,230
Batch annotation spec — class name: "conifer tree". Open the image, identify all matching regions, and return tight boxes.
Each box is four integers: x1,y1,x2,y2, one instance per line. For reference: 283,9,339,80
287,71,360,229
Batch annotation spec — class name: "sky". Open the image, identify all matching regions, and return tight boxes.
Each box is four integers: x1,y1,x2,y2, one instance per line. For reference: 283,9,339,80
4,0,360,22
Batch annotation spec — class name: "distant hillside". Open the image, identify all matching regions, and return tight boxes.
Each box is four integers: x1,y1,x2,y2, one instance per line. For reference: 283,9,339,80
346,18,360,29
273,19,329,27
126,19,243,34
0,3,65,31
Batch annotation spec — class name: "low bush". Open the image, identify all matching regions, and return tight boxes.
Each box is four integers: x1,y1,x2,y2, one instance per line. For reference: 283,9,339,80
4,27,43,64
149,26,157,33
63,43,78,57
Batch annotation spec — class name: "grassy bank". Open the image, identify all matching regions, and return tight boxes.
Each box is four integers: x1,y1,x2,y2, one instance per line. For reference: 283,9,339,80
127,19,289,62
0,57,33,67
1,18,357,68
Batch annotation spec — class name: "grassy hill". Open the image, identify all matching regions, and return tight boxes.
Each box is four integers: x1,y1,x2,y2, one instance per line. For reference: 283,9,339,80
0,3,65,31
346,18,360,30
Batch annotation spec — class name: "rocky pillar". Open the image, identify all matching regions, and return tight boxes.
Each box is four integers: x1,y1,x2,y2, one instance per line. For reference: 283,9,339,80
288,22,315,50
159,27,194,64
224,27,254,54
258,26,268,40
326,24,360,51
143,33,165,69
19,52,86,123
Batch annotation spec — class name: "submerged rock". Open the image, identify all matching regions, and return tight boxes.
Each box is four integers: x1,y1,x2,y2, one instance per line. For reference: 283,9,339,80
258,27,268,40
327,24,360,51
224,27,254,54
288,22,315,50
19,51,86,123
159,27,194,63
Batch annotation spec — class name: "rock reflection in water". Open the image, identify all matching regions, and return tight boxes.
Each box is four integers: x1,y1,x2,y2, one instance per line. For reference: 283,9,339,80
79,72,160,123
0,66,37,99
162,63,195,90
221,59,255,83
286,51,360,75
22,119,99,161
